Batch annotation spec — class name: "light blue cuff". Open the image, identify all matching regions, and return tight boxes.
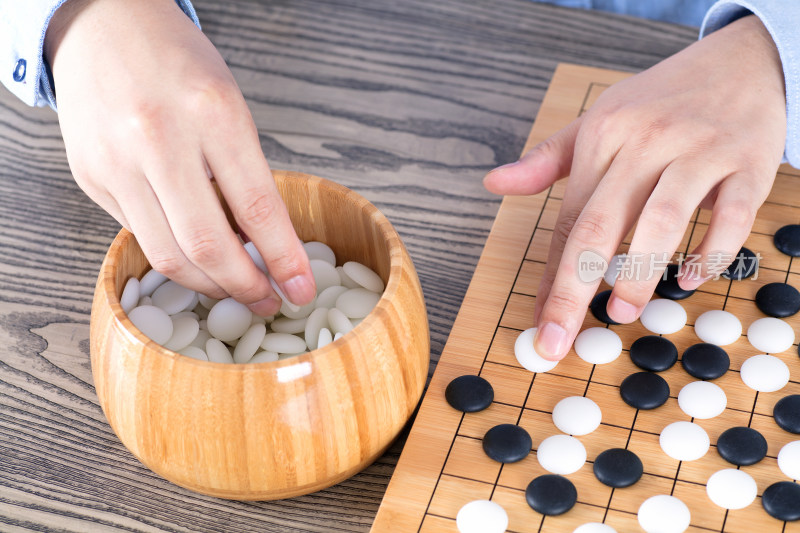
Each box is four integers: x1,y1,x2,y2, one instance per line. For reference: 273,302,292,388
701,1,800,168
0,0,201,111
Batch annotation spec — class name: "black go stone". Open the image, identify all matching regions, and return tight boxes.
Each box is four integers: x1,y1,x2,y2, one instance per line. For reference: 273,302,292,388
590,290,619,325
774,395,800,434
629,336,678,372
762,481,800,521
716,426,768,466
722,247,759,280
620,372,670,410
655,264,695,300
593,448,643,488
775,225,800,257
681,343,730,380
445,375,494,413
755,282,800,318
525,474,577,516
482,424,532,463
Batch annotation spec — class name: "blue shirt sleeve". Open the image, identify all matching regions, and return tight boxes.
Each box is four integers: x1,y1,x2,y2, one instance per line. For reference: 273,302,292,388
701,1,800,168
0,0,200,110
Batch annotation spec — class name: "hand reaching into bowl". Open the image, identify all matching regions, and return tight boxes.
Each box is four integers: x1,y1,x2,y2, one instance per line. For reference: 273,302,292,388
45,0,315,316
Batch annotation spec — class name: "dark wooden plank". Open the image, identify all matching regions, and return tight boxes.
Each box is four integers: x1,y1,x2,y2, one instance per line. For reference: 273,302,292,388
0,0,694,530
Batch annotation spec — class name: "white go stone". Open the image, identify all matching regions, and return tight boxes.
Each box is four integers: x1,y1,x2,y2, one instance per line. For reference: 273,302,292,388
337,265,361,289
694,310,742,346
207,297,253,342
677,381,726,419
327,307,354,335
243,241,268,272
747,317,795,353
171,310,199,321
333,332,344,341
250,314,268,326
164,316,200,352
604,254,626,287
139,269,168,297
249,351,279,363
316,285,349,309
740,354,790,392
574,524,617,533
128,305,173,345
261,332,307,354
280,298,316,320
574,327,622,364
552,396,602,436
659,421,709,461
336,288,381,318
343,261,385,293
638,495,690,533
305,307,330,350
179,345,208,361
706,469,757,510
233,323,267,363
455,500,508,533
640,299,687,335
270,316,308,334
152,280,197,315
536,434,586,475
137,295,153,307
317,327,333,349
205,338,234,364
303,241,336,266
777,441,800,480
189,329,212,350
310,259,341,294
514,328,558,373
120,278,140,313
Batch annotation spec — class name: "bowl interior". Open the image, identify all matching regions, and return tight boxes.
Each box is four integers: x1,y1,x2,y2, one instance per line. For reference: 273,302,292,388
109,170,398,331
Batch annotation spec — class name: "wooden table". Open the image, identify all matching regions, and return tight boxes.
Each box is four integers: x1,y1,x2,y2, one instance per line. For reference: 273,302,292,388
0,1,695,531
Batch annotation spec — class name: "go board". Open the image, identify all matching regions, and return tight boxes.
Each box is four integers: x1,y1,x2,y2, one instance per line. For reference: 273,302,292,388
370,63,800,532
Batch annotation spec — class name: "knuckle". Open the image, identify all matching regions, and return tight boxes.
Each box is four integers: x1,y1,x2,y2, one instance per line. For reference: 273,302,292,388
186,78,242,118
543,290,583,316
552,210,580,247
644,197,689,229
715,201,756,229
571,210,613,249
266,247,306,280
234,191,282,229
182,226,222,266
125,103,169,145
147,248,185,278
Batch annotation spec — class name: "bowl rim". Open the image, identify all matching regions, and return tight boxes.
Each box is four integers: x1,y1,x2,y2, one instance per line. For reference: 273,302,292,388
99,170,408,369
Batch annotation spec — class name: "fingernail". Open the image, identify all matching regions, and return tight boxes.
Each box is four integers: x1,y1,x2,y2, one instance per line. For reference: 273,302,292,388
248,296,281,317
488,160,520,174
534,322,568,361
607,297,640,323
282,274,316,306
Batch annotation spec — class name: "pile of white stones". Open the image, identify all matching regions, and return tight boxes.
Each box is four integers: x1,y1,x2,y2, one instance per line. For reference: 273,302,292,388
119,241,385,363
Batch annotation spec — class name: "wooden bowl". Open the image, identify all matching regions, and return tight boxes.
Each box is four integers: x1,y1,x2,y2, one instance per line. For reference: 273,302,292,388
90,170,429,500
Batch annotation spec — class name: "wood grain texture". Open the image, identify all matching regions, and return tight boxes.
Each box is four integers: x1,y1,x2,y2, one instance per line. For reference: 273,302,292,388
90,171,428,501
0,0,695,530
374,64,800,532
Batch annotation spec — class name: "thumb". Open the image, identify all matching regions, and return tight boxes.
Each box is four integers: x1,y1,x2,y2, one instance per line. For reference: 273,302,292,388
483,116,581,196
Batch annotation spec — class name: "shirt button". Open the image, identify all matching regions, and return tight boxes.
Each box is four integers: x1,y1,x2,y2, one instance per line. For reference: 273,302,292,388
13,59,26,82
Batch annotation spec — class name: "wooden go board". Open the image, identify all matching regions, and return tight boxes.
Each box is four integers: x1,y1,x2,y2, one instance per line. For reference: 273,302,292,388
371,63,800,532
